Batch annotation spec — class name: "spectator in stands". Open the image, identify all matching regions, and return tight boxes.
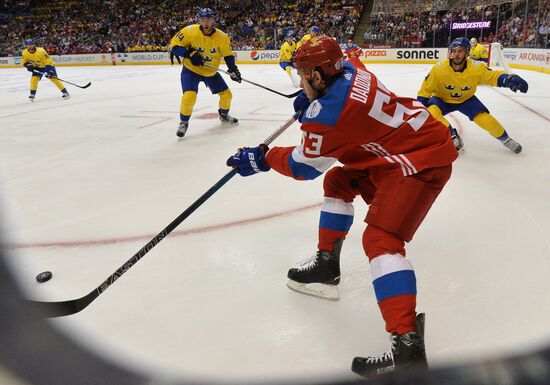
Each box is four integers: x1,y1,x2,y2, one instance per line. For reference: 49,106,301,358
0,0,364,55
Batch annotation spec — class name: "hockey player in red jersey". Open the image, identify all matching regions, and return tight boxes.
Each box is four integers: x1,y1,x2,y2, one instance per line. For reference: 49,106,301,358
226,36,458,378
343,38,365,70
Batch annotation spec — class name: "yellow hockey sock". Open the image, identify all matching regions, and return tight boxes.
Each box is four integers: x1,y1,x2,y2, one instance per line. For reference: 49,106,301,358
218,88,232,111
30,76,39,92
427,104,445,122
180,91,197,117
473,112,506,138
50,77,65,91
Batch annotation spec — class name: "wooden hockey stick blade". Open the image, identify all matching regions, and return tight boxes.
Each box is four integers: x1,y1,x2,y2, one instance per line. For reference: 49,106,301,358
25,116,296,317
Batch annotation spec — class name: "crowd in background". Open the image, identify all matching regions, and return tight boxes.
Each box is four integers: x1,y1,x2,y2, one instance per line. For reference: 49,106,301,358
0,0,548,56
367,0,549,48
0,0,363,56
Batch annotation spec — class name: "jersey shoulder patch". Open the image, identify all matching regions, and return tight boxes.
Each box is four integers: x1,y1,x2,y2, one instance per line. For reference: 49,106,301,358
305,100,323,119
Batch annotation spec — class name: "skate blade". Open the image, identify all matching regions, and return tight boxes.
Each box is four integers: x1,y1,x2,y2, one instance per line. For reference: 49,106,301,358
219,117,239,125
286,280,340,300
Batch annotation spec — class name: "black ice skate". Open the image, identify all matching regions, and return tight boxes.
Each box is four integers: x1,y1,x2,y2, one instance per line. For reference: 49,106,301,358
452,132,464,154
502,137,522,154
287,239,342,300
218,110,238,125
62,92,70,100
176,121,189,138
29,95,35,102
352,313,428,378
449,126,464,154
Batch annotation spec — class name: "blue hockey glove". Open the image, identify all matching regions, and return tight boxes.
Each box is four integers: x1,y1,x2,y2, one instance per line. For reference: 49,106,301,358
228,66,242,83
498,74,528,93
24,63,35,73
188,50,204,66
293,91,310,122
44,65,55,79
226,144,270,176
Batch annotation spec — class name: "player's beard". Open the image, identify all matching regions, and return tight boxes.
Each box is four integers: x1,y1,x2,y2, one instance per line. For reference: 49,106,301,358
313,85,330,99
452,56,466,67
306,79,325,100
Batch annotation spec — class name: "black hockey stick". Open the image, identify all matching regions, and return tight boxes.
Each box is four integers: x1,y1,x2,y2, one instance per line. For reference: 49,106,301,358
33,70,92,89
204,63,301,98
27,115,297,317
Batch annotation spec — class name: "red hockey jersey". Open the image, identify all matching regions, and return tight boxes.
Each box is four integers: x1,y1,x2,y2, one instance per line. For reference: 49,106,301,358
266,62,457,180
344,44,363,60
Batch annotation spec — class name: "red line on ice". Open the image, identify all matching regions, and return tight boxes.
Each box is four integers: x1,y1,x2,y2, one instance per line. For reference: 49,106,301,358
8,203,321,250
490,88,550,122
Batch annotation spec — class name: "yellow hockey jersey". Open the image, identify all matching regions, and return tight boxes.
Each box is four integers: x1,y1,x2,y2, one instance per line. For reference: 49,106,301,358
470,43,488,61
418,59,505,104
21,47,54,69
170,24,234,77
296,33,312,49
279,40,296,62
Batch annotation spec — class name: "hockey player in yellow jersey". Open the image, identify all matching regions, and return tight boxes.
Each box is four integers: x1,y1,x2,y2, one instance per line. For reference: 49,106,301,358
21,39,69,102
469,37,488,63
278,33,300,87
417,37,528,154
170,8,241,138
296,26,320,49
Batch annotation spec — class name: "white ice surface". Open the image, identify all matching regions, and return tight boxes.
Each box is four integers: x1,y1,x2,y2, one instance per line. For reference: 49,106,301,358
1,63,550,383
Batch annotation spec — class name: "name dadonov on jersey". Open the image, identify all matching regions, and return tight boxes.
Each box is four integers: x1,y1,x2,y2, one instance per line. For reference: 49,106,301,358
350,69,372,104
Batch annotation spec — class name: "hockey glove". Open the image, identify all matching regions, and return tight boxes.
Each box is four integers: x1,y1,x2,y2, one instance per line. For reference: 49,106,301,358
293,91,310,122
24,63,35,73
226,144,270,176
498,74,528,93
44,65,55,79
228,66,242,83
188,50,204,66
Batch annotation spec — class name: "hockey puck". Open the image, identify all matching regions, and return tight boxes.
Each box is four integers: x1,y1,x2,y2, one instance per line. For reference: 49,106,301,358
36,271,53,283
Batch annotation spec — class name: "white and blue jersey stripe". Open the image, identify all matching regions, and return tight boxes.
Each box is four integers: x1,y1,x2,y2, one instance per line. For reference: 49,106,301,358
288,145,337,180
